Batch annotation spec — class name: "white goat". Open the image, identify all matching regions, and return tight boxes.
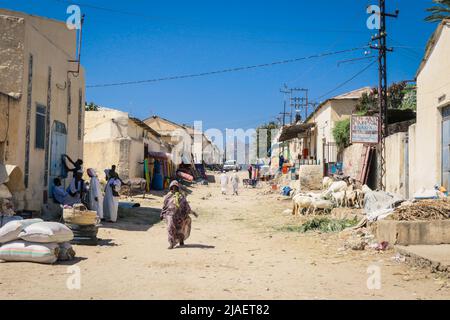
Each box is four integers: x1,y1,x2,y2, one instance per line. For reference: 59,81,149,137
332,190,346,208
292,195,313,216
310,199,333,215
322,177,333,190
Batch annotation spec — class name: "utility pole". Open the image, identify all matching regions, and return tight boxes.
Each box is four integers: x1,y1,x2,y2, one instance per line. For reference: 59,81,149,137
369,0,398,191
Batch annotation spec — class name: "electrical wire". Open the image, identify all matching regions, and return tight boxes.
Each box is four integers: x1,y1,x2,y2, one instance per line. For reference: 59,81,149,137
87,46,367,88
313,59,377,102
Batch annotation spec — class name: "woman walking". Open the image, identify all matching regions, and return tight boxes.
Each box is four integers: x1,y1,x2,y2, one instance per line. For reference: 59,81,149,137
161,181,198,249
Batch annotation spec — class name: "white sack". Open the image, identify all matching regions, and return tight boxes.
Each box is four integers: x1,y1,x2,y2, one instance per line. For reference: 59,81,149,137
20,222,73,243
0,240,59,264
0,218,43,244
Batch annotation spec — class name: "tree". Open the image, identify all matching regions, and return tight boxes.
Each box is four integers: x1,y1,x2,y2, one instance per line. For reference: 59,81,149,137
85,102,99,111
332,119,351,150
355,82,416,113
425,0,450,22
400,84,417,111
256,121,280,158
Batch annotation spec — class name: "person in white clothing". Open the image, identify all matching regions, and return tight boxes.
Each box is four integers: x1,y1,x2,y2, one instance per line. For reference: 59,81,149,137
220,171,228,195
87,168,103,219
230,170,240,196
103,169,121,222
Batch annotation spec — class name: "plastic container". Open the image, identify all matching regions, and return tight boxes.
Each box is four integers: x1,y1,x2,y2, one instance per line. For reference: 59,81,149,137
152,173,164,190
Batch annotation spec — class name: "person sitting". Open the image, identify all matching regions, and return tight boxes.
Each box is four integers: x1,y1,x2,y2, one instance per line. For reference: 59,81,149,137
52,178,68,205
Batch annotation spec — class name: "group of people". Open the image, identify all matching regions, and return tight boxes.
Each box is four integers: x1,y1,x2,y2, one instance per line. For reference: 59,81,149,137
220,170,240,196
51,155,123,223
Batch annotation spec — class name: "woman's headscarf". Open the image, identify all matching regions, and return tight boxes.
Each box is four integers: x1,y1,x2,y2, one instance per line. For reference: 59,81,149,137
87,168,96,178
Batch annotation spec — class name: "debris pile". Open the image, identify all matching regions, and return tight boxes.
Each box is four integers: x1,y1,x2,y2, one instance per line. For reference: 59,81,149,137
389,199,450,221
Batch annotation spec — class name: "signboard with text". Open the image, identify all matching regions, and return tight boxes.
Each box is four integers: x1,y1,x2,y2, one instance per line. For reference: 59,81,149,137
350,116,379,144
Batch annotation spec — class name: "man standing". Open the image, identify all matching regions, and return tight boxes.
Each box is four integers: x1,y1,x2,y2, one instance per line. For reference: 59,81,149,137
230,170,240,196
67,170,86,205
220,171,228,195
279,154,285,172
103,169,121,222
87,168,103,219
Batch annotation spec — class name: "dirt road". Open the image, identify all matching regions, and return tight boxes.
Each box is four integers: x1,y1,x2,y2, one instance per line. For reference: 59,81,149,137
1,173,449,300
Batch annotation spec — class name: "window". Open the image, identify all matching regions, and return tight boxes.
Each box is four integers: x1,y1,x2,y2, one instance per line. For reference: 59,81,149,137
35,104,46,149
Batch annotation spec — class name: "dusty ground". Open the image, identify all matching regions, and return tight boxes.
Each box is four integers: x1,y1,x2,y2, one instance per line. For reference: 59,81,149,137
1,172,449,300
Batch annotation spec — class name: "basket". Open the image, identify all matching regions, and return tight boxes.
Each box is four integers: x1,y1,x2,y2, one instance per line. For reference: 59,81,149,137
63,205,98,226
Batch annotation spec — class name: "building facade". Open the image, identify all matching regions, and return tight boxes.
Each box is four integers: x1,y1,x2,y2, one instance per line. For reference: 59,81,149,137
412,19,450,193
84,108,167,180
0,9,85,211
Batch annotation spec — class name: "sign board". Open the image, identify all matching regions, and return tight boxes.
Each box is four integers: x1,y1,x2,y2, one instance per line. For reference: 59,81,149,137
350,116,379,144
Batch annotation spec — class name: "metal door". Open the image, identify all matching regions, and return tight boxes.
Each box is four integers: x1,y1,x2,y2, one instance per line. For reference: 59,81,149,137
49,121,67,196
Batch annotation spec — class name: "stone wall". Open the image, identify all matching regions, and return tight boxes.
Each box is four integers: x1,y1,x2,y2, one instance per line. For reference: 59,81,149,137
0,14,25,98
299,165,323,191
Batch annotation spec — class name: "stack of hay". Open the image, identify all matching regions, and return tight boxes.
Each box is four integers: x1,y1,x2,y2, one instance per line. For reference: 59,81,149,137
63,203,99,246
0,219,75,264
389,199,450,221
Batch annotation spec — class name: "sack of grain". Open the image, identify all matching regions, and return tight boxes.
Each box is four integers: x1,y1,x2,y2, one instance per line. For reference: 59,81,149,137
19,222,73,243
0,240,59,264
0,218,43,244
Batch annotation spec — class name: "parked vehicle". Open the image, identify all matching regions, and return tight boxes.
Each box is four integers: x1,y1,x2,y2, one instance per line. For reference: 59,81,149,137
223,160,241,172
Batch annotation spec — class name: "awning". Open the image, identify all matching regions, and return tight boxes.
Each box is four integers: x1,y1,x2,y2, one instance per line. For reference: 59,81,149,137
278,123,315,142
147,151,172,160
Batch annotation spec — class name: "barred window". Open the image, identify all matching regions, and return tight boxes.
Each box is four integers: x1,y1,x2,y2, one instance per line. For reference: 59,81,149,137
35,104,46,149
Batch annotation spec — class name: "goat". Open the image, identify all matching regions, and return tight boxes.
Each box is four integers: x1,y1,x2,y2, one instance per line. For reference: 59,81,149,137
292,195,313,216
332,190,346,208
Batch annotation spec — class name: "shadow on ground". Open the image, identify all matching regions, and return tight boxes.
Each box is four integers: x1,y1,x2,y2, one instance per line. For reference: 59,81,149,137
175,244,215,250
102,206,162,232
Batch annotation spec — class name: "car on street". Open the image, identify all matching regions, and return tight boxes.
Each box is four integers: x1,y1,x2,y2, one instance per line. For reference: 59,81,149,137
223,160,241,171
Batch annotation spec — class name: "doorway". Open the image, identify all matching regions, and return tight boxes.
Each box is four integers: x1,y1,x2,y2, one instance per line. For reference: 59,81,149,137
49,121,67,197
442,106,450,191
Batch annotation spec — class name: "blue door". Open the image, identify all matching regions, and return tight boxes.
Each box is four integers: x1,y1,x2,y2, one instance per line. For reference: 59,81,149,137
443,107,450,191
49,121,67,197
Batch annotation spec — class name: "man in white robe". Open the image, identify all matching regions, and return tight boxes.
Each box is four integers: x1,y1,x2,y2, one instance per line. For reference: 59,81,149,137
87,168,103,219
230,170,240,196
220,171,228,195
103,169,121,222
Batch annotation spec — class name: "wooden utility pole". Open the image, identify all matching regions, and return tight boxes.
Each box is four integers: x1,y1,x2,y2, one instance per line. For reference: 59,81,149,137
369,0,398,190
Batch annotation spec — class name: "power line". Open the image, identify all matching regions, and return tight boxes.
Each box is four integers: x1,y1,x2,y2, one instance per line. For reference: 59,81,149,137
87,46,367,88
313,59,377,102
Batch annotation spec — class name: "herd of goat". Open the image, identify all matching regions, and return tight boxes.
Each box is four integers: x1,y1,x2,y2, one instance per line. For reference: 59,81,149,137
292,176,371,216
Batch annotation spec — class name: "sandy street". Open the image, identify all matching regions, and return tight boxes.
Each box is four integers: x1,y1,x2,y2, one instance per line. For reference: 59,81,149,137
0,172,449,300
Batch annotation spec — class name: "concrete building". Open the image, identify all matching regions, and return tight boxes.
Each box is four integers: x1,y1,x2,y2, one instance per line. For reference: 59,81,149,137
411,19,450,193
84,108,169,180
144,116,222,166
144,116,193,166
300,87,371,166
0,9,85,211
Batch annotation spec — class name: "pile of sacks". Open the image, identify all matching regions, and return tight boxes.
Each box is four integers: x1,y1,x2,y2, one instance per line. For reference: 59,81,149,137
0,218,75,264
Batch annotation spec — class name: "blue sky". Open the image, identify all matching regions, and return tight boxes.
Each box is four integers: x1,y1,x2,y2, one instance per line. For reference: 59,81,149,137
1,0,439,131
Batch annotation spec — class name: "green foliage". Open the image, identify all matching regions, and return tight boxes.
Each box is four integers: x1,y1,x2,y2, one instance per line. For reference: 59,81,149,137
85,102,99,111
400,84,417,111
256,121,280,157
425,0,450,22
355,89,378,114
355,82,417,113
333,118,350,150
280,217,359,233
